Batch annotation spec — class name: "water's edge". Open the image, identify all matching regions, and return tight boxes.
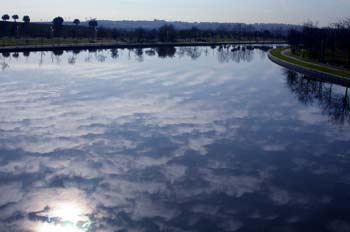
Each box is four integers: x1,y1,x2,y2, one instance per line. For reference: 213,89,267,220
268,50,350,87
0,41,285,53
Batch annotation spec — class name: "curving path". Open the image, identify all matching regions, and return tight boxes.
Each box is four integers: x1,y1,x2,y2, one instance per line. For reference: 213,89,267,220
268,48,350,87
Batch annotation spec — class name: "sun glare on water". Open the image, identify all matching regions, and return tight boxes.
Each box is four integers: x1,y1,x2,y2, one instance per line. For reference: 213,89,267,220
36,203,92,232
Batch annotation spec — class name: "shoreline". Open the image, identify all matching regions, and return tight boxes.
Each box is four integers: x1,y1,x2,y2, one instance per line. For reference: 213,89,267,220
268,48,350,87
0,41,285,53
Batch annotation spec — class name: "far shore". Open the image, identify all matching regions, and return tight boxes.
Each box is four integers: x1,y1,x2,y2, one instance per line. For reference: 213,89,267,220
0,40,286,53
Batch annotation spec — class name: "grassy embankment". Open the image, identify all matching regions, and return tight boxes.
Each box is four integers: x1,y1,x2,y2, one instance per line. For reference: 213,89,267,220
270,48,350,78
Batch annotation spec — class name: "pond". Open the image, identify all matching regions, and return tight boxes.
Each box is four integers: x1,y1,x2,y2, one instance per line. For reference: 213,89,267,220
0,45,349,232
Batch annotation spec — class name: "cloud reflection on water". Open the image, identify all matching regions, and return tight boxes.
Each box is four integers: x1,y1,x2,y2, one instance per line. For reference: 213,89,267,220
0,47,349,231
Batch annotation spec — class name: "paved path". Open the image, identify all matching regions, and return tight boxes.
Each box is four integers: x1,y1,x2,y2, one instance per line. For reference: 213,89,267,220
282,49,349,73
268,49,350,87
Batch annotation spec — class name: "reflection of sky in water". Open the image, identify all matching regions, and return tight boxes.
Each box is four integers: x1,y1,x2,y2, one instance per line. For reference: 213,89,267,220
0,46,350,232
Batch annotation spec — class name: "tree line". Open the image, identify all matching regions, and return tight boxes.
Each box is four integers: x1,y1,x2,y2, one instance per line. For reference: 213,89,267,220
287,19,350,67
0,14,285,43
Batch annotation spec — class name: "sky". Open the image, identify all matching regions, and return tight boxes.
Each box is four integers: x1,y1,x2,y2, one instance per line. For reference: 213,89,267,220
1,0,350,26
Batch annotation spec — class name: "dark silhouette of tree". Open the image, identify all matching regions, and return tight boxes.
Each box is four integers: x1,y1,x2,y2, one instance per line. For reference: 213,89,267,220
22,15,30,24
287,18,350,67
52,16,64,37
335,18,350,67
158,25,176,42
73,19,80,38
21,16,31,37
287,29,301,55
0,15,288,43
73,19,80,26
88,19,98,40
2,14,10,21
11,15,19,37
12,15,19,22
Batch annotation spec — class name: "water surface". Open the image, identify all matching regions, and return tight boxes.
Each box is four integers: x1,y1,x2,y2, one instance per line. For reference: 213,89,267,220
0,46,350,232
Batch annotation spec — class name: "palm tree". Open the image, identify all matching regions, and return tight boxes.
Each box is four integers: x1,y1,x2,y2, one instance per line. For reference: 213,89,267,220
12,15,19,22
73,19,80,38
2,14,10,21
88,19,98,41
